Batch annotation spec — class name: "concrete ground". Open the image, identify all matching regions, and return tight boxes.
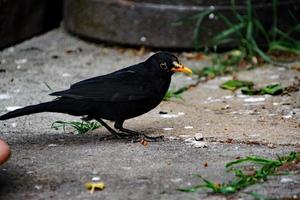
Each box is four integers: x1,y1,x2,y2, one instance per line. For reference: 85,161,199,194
0,29,299,200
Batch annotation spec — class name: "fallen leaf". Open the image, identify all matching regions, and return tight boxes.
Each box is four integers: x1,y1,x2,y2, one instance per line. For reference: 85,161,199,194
225,138,234,144
220,80,254,91
291,64,300,72
140,139,149,146
85,182,105,193
260,84,283,95
267,143,276,149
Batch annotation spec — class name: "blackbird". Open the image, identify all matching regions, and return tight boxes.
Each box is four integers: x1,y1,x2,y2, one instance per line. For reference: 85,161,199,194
0,52,192,140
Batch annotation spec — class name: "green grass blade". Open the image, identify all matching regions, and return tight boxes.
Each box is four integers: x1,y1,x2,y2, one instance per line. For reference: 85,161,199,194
272,0,278,39
250,39,272,63
288,23,300,34
269,40,300,54
211,23,245,45
51,120,101,134
230,0,244,22
246,21,253,44
273,28,298,43
225,156,280,168
192,9,212,50
217,14,244,39
253,18,270,43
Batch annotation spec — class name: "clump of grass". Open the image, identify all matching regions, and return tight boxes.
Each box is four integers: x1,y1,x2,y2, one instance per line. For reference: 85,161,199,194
51,120,101,134
164,86,188,101
193,50,245,79
178,152,300,195
190,0,300,63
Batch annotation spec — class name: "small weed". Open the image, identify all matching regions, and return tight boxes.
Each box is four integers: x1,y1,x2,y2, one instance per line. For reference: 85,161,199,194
193,50,245,79
43,82,53,91
185,0,300,63
51,120,101,134
178,152,300,195
164,86,188,101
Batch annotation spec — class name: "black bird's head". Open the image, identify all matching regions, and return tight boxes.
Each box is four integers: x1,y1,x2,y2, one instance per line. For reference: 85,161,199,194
145,52,192,76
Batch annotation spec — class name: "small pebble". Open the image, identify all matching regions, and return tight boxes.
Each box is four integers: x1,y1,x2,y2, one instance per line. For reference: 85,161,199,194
163,128,173,131
194,133,204,141
48,144,57,147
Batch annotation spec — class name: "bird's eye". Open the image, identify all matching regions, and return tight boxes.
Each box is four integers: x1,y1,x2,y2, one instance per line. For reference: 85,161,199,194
160,62,168,70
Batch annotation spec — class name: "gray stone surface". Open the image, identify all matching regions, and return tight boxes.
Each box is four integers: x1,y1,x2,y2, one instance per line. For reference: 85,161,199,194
0,29,299,199
64,0,299,48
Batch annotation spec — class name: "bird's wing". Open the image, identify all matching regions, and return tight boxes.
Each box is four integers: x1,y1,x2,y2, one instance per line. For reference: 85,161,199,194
50,67,155,102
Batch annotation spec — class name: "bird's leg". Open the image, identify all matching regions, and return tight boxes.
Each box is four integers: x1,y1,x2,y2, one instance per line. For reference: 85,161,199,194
95,118,128,138
114,120,164,142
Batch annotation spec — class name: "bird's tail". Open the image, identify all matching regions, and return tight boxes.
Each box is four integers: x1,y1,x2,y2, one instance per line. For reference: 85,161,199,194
0,101,59,120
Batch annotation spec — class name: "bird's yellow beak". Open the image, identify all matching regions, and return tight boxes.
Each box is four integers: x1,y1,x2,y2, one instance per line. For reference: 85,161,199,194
171,61,193,74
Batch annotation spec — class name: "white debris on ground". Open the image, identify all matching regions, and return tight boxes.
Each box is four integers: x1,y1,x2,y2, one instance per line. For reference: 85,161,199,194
62,73,71,77
178,135,192,139
6,106,22,111
282,111,293,119
0,94,10,100
159,112,185,118
244,97,266,103
15,58,27,64
280,177,294,183
170,178,182,183
163,128,173,131
92,177,101,182
48,144,58,147
184,126,193,129
204,97,222,104
160,114,179,118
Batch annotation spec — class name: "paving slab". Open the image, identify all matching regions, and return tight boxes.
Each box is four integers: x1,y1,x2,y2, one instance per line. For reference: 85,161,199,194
0,29,299,199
